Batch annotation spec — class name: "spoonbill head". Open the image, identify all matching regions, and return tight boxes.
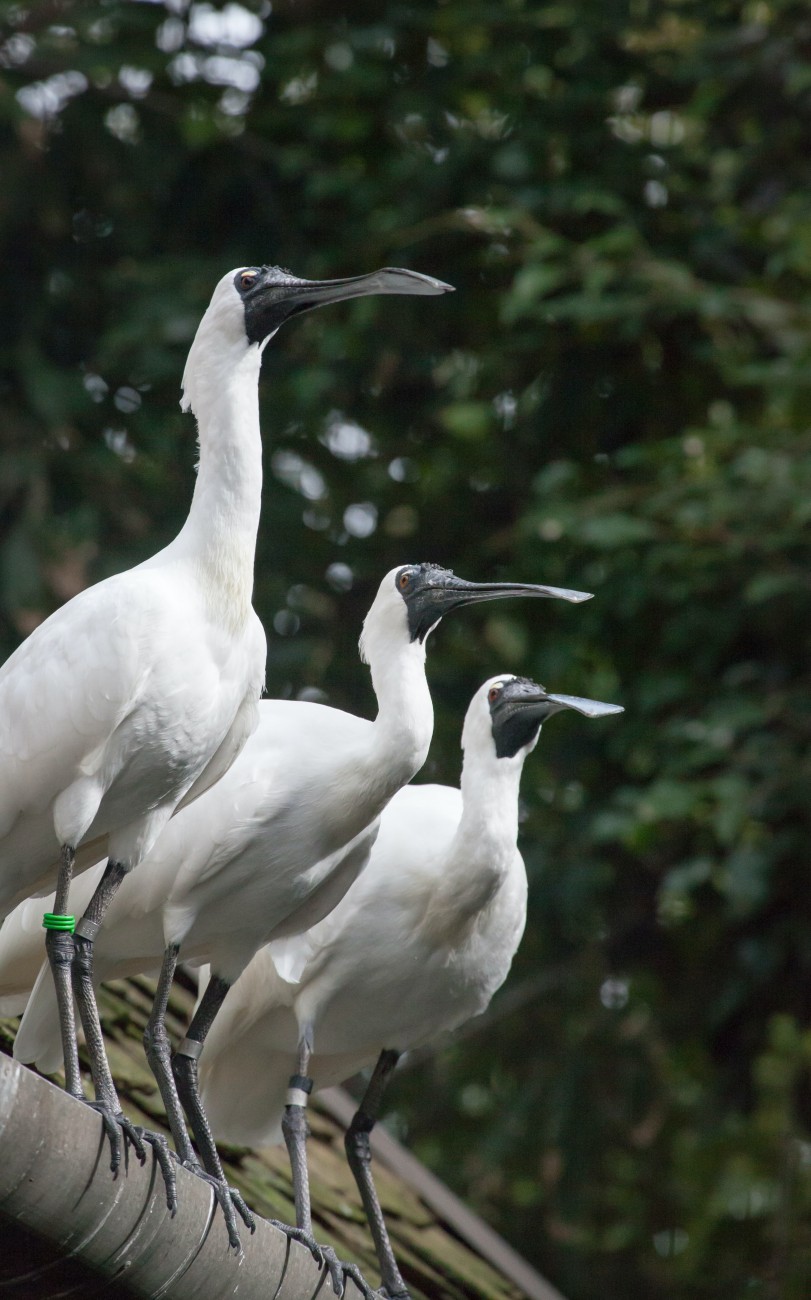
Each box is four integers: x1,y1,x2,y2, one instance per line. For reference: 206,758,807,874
359,563,593,663
181,264,452,413
471,673,626,760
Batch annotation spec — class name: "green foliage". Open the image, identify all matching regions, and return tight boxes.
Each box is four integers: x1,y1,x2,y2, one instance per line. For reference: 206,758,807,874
1,1,810,1295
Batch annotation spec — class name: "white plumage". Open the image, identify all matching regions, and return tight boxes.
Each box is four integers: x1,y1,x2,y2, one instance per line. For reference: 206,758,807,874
0,261,452,1204
199,676,622,1142
1,565,585,1273
0,269,269,920
198,773,521,1146
193,674,623,1296
3,564,435,1057
0,266,450,924
0,269,273,1139
4,568,585,1068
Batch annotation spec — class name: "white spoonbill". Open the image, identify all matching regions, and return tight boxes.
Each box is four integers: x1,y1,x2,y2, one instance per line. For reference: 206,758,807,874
3,567,590,1269
0,263,451,1182
196,675,624,1298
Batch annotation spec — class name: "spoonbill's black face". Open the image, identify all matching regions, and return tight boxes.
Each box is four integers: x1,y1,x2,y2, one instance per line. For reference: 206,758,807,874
487,677,561,758
487,677,625,757
235,265,453,345
394,563,594,645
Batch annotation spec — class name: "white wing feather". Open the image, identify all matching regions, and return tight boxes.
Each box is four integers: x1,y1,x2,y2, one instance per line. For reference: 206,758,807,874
0,563,265,918
200,778,528,1147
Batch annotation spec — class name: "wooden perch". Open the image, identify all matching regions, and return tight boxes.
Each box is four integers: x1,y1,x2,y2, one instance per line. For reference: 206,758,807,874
0,1052,361,1299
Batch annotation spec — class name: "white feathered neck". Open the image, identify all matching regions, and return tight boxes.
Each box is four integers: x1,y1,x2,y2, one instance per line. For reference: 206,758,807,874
172,271,269,631
356,570,435,799
427,681,530,933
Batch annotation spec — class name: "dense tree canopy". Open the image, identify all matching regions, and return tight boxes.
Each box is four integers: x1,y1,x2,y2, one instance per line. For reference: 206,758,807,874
1,1,809,1296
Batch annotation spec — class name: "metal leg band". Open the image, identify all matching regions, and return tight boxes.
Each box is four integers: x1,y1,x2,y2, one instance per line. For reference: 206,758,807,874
74,917,101,942
286,1073,312,1109
176,1036,204,1061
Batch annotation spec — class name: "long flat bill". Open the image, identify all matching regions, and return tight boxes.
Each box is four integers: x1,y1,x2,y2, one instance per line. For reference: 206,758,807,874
546,694,624,718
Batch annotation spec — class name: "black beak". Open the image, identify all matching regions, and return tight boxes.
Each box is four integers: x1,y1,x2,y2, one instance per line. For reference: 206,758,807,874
490,678,623,758
244,267,453,343
544,692,625,720
407,573,592,643
275,267,453,309
430,576,592,612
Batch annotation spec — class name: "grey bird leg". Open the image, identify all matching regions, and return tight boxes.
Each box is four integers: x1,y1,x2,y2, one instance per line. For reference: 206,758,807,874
171,973,257,1251
139,941,204,1214
71,858,147,1174
44,844,83,1099
345,1049,410,1300
283,1029,379,1300
143,944,195,1163
282,1028,315,1235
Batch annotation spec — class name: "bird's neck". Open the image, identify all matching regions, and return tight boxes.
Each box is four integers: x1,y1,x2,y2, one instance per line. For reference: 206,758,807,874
176,343,263,629
436,753,522,925
363,638,434,801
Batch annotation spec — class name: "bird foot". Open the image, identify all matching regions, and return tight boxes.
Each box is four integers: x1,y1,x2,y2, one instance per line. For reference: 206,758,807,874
181,1160,255,1250
379,1288,411,1300
267,1219,325,1266
84,1100,147,1175
319,1245,380,1299
133,1126,179,1213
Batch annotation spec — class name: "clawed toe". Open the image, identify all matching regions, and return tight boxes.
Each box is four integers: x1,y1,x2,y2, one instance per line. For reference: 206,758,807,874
117,1112,148,1163
320,1245,380,1299
268,1220,324,1265
264,1233,377,1298
211,1179,245,1252
84,1101,147,1174
229,1185,256,1232
134,1126,178,1213
181,1161,253,1250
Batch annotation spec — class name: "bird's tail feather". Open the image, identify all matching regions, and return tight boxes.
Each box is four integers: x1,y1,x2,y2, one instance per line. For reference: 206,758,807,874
0,896,53,1003
0,993,28,1016
200,1025,295,1148
200,1010,374,1148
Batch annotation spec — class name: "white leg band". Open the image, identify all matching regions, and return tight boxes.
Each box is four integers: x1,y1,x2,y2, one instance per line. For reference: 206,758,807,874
286,1087,310,1109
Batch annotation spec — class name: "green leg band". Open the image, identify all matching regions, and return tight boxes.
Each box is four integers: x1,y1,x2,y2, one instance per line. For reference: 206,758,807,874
42,913,76,932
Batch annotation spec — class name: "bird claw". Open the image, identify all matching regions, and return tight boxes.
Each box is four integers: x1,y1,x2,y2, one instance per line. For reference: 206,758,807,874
133,1126,179,1214
228,1185,255,1233
181,1161,255,1250
84,1100,147,1175
267,1220,324,1266
319,1246,380,1299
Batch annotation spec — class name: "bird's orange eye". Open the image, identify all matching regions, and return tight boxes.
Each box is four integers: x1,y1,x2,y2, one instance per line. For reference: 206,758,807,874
241,272,257,290
489,685,502,703
399,572,411,589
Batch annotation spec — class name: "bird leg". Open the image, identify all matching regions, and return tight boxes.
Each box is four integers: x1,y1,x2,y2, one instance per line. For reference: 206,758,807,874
345,1049,410,1300
144,944,196,1162
71,858,147,1174
139,941,202,1215
282,1028,315,1235
43,843,83,1099
171,974,256,1251
282,1030,379,1300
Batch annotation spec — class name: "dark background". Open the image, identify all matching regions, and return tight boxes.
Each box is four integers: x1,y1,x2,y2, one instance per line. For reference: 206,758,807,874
1,1,810,1295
